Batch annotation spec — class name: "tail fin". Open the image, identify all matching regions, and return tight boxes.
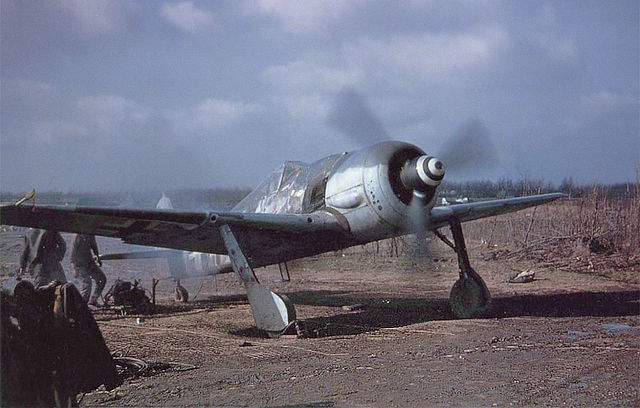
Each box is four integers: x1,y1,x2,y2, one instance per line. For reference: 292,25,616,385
156,193,174,210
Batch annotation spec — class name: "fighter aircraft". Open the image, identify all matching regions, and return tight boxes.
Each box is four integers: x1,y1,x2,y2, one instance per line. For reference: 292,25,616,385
0,140,564,335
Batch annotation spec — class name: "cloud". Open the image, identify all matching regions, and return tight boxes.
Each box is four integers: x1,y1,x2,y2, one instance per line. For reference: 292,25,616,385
243,0,505,36
160,1,214,33
28,121,88,144
0,0,136,72
0,79,71,127
77,95,151,132
343,28,509,79
8,79,57,98
53,0,135,36
561,90,638,131
1,2,637,188
263,56,364,124
580,91,637,115
261,28,509,125
515,4,577,64
2,88,274,191
6,92,215,190
264,57,362,94
243,0,363,34
528,33,577,63
1,79,58,107
195,98,260,128
77,95,145,117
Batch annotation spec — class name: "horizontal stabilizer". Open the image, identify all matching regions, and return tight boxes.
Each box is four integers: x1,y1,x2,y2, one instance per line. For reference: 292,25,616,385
100,249,184,260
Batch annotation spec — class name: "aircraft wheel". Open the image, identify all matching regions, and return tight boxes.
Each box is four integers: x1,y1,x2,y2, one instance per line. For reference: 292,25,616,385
175,284,189,303
449,269,491,318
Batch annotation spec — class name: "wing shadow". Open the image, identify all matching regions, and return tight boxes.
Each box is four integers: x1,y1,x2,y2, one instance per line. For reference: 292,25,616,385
285,289,640,337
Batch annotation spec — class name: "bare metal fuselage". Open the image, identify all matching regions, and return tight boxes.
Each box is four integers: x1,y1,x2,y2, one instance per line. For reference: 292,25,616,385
163,141,438,278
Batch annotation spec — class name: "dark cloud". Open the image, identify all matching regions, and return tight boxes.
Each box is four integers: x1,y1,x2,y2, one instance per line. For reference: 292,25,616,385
1,0,138,73
1,1,638,192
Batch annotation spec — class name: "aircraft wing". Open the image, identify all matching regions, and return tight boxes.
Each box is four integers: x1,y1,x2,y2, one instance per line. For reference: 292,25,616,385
429,193,566,229
0,204,347,265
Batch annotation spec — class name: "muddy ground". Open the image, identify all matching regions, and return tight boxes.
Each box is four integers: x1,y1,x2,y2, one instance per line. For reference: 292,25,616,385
1,231,639,407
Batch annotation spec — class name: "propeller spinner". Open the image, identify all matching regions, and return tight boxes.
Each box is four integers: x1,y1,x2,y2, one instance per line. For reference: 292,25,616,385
400,155,445,237
400,155,445,194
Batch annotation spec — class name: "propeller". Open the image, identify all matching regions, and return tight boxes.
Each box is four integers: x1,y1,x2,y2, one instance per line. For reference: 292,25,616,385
437,119,498,177
327,88,389,144
326,87,499,257
327,87,498,177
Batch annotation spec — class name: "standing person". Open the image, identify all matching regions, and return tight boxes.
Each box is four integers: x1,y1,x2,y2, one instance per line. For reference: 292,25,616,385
19,229,67,287
70,234,106,306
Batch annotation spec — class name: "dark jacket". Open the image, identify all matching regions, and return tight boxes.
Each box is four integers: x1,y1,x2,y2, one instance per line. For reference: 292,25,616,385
70,234,99,267
20,229,66,271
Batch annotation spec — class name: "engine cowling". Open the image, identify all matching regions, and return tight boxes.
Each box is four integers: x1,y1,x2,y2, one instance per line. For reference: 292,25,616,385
324,141,445,241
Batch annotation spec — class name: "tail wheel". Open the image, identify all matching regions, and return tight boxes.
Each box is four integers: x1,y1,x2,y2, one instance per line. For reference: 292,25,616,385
449,269,491,318
175,284,189,303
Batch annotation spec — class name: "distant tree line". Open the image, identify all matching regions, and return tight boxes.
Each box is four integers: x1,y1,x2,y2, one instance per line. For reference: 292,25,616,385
439,177,637,199
0,188,252,209
1,178,636,208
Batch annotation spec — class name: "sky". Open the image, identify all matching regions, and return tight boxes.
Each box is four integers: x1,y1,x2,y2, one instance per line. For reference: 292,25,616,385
1,0,638,192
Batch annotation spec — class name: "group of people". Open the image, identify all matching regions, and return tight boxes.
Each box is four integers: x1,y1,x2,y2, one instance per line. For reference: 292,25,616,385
19,229,106,306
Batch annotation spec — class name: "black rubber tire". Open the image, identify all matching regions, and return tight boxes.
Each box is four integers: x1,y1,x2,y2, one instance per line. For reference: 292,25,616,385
449,269,491,318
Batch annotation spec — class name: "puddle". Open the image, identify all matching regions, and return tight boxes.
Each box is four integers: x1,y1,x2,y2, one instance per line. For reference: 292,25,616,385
600,323,638,331
564,330,591,342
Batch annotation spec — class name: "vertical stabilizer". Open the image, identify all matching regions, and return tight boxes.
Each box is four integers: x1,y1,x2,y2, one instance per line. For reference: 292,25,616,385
156,193,174,210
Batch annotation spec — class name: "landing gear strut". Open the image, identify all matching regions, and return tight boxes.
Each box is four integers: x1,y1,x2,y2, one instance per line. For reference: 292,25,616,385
219,224,296,336
435,218,491,318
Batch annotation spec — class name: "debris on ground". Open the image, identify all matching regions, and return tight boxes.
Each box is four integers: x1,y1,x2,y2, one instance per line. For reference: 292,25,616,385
295,321,334,338
585,235,616,255
342,303,365,311
483,249,510,261
104,279,152,315
507,270,535,283
112,354,197,379
483,252,497,261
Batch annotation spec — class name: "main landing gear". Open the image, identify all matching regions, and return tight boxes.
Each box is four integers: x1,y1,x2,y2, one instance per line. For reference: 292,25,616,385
434,218,491,318
219,224,296,337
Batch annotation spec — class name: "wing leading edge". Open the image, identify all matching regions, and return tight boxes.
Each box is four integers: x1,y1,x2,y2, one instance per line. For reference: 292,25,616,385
0,204,346,257
429,193,566,229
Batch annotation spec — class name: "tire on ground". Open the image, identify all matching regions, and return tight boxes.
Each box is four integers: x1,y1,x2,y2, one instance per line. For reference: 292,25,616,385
449,269,491,318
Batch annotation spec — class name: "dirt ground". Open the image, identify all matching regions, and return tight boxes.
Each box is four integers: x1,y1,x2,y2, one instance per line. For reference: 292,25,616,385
1,230,639,407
